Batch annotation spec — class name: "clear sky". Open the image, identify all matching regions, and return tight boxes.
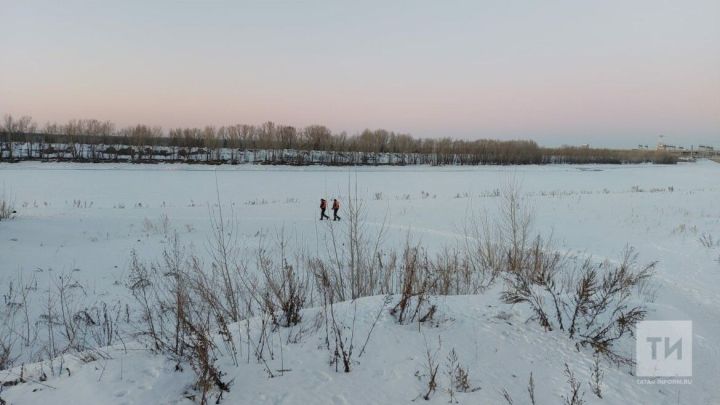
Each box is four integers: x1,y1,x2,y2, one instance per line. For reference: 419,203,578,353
1,0,718,147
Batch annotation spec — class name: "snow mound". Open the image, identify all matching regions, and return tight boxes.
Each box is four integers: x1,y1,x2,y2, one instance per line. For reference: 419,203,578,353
0,293,678,404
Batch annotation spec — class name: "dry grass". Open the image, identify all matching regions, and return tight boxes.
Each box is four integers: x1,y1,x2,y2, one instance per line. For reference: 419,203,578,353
0,173,661,404
0,189,15,221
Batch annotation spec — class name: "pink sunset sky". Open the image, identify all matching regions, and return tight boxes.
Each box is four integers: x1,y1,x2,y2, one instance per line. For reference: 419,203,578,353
1,0,718,147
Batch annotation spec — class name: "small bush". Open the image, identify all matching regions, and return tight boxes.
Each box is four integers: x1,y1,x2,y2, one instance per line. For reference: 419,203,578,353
390,243,436,324
502,245,655,363
562,364,586,405
127,239,234,404
445,348,477,401
484,181,657,363
416,338,440,401
258,230,308,327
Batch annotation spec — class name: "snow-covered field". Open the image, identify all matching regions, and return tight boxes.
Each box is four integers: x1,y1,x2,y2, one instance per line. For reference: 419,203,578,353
1,161,719,404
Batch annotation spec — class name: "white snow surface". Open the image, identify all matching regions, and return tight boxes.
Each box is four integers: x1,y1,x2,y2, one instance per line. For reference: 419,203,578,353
0,161,719,404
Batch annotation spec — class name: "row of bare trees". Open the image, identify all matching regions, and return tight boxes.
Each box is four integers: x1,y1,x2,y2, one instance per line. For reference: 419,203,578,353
0,114,676,165
544,146,678,164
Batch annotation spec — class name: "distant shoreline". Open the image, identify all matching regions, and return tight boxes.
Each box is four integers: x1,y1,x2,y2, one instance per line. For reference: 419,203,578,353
0,143,680,166
0,115,687,166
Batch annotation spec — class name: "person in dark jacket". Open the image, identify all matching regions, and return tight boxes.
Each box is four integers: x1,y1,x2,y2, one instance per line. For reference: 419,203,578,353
332,199,341,221
320,198,330,220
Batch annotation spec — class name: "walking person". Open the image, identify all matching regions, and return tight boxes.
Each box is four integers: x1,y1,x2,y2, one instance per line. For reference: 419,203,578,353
320,198,330,220
332,198,341,221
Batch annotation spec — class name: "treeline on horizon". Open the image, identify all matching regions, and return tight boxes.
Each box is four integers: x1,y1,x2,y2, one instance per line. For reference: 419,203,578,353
0,114,676,165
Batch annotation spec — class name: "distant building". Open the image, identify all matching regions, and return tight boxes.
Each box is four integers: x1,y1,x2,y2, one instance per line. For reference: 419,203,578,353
656,142,718,157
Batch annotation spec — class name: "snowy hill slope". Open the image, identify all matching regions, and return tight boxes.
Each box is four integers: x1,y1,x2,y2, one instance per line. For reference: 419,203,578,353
0,293,680,405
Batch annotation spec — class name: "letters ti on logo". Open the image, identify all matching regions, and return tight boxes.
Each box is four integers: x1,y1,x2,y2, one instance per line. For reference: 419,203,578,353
636,321,692,377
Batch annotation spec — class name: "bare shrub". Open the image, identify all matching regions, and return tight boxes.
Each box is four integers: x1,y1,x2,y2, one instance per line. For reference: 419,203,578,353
127,235,235,403
502,244,654,363
205,204,249,324
462,180,535,292
430,247,473,295
258,229,308,328
500,236,561,331
0,269,131,373
89,301,122,349
336,187,389,300
581,254,653,360
0,332,18,370
1,274,36,357
0,187,15,221
130,260,232,403
445,348,477,402
462,213,505,292
488,182,655,363
310,258,388,374
415,337,440,401
55,275,88,353
562,363,585,405
329,302,355,373
390,242,436,325
312,260,356,373
180,297,232,404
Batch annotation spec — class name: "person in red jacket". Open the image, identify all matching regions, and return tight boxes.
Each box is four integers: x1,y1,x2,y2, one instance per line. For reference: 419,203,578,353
320,198,330,220
332,198,341,221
